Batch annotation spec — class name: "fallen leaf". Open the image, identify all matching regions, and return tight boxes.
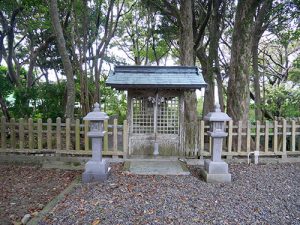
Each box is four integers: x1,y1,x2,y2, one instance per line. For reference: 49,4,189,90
92,219,101,225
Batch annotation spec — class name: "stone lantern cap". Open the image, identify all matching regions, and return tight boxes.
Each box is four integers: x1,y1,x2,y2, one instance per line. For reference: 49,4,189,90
83,103,109,121
204,104,231,122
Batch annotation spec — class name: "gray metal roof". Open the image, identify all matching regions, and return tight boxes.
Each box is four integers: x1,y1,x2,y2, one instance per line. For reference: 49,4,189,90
106,66,207,90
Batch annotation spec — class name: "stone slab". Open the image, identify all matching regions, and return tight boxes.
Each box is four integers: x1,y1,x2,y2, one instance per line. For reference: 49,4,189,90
200,168,231,183
204,160,228,174
124,160,190,175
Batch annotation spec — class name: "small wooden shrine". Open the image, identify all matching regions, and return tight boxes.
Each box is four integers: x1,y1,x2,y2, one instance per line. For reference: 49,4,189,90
106,66,206,156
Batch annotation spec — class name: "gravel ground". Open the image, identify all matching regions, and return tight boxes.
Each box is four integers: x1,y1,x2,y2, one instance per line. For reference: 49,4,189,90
40,162,300,225
0,165,80,225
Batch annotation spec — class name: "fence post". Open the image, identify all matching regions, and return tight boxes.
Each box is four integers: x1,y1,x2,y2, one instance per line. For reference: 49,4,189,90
75,119,80,151
47,118,52,150
28,118,33,149
282,119,287,158
37,119,42,150
10,118,16,149
246,121,251,152
104,120,108,151
56,117,61,150
200,120,205,156
273,120,278,154
113,119,118,157
84,120,89,151
237,121,242,153
1,116,6,150
291,120,296,152
264,121,269,152
255,120,260,151
19,118,24,150
227,120,233,153
66,118,71,151
123,120,128,158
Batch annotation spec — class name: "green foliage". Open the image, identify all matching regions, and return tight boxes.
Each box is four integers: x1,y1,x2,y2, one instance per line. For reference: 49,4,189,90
11,82,66,120
289,56,300,84
100,79,127,123
197,97,204,118
264,84,300,117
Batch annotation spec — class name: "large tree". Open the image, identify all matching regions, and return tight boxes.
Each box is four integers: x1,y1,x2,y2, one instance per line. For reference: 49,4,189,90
227,0,262,123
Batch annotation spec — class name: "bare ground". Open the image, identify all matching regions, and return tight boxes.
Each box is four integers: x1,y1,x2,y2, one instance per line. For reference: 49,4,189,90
0,164,81,225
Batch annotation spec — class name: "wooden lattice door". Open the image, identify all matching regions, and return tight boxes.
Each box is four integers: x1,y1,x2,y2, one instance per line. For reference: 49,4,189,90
132,94,179,136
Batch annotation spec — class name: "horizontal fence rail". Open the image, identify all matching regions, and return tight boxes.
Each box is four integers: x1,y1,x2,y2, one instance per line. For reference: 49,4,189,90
0,116,300,158
0,117,128,158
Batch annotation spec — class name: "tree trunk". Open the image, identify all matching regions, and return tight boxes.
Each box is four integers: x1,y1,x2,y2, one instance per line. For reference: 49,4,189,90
252,36,262,121
0,94,10,120
197,48,214,117
227,0,261,123
180,0,198,152
49,0,75,119
252,0,272,121
215,58,225,111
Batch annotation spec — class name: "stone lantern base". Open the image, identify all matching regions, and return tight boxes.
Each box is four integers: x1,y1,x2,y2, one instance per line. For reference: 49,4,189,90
200,159,231,183
82,159,111,183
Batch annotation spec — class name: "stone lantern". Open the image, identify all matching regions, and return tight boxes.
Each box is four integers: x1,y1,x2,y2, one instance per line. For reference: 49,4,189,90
82,102,110,183
202,103,232,183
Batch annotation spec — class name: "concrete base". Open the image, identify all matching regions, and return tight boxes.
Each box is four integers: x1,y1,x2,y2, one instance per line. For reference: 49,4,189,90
201,159,231,183
82,159,111,183
124,160,190,175
200,169,231,183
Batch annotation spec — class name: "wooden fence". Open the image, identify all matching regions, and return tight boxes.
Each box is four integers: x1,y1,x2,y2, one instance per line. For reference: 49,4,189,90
0,117,128,158
0,116,299,158
191,119,300,158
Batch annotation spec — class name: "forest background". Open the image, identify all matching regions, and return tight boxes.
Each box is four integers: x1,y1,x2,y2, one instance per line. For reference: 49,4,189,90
0,0,299,125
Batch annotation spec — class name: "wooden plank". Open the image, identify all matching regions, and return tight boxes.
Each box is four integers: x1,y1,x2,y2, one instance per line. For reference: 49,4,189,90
28,118,33,149
282,119,287,154
56,117,61,150
200,120,205,155
37,119,42,150
0,149,56,154
19,118,24,150
66,118,71,151
255,120,260,151
237,121,242,152
246,121,251,152
104,120,108,151
113,119,118,155
1,116,6,150
10,118,16,149
227,120,233,153
47,118,52,150
123,120,128,157
273,120,278,153
75,119,80,151
291,120,296,152
264,121,269,152
54,150,125,156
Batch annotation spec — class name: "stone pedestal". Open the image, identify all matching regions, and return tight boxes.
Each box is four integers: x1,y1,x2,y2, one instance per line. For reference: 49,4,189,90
82,159,111,183
201,160,231,183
